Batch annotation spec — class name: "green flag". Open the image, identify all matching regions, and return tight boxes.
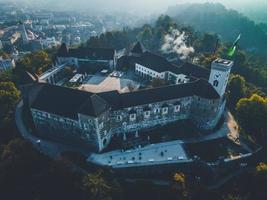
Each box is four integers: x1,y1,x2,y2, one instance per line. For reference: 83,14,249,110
228,46,237,57
227,34,241,57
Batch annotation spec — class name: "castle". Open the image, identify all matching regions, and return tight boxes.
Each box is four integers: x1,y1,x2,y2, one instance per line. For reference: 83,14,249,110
22,43,233,152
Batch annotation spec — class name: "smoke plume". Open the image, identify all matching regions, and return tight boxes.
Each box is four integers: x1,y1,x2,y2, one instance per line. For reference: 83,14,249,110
161,28,194,60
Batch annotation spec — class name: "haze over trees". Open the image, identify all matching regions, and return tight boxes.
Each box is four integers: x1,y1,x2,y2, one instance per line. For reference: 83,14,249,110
167,3,267,55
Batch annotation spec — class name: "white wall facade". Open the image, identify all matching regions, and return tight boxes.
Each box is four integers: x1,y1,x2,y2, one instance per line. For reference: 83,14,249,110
135,63,165,79
209,59,233,97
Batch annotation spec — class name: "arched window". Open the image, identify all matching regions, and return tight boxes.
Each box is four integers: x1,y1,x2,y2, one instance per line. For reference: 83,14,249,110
213,80,219,87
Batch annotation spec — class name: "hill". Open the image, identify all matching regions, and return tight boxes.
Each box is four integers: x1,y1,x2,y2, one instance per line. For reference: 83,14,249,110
167,3,267,55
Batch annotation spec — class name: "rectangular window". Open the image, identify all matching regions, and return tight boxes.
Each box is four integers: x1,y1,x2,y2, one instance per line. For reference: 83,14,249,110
117,115,122,121
83,123,88,130
130,113,136,121
162,107,168,115
144,111,150,118
99,122,104,129
154,108,160,114
103,130,107,136
174,105,181,112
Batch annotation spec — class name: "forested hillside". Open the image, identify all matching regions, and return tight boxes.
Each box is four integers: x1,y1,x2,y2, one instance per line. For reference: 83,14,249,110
167,3,267,55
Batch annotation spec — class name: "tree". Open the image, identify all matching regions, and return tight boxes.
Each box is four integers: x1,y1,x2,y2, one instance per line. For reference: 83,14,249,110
1,138,35,161
256,163,267,180
0,81,20,126
0,138,85,200
62,66,74,78
198,52,221,69
138,25,153,47
195,33,219,53
83,171,111,200
236,94,267,145
155,15,177,31
0,70,14,82
14,50,51,83
172,172,192,200
151,78,166,88
227,74,247,109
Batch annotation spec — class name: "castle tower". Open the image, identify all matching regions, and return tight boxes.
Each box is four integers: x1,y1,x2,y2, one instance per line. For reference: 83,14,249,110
209,58,234,97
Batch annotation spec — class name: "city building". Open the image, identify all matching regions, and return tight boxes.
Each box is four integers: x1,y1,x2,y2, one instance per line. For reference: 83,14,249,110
1,30,20,46
0,57,15,73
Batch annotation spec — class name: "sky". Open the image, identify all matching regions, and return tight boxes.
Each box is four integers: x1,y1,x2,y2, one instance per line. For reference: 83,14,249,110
2,0,267,15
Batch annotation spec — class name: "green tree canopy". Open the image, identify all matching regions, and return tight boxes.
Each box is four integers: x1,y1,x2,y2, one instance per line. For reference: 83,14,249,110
0,81,20,126
227,74,247,109
236,94,267,144
83,171,111,200
194,33,219,53
13,50,51,84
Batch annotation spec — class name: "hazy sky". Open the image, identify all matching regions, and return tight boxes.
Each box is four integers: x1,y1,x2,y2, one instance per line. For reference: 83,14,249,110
3,0,267,15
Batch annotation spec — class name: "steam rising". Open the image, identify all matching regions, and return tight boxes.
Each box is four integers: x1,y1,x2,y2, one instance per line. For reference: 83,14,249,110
161,28,194,60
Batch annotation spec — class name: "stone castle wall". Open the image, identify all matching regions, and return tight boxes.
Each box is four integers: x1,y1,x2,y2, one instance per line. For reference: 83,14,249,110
31,93,225,152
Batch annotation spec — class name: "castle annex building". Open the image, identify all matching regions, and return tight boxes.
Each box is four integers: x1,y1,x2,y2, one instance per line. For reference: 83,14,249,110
56,44,117,70
22,44,233,152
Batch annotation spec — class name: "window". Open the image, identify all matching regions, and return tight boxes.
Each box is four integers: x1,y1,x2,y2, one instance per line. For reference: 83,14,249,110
130,113,136,121
104,130,107,136
213,80,219,87
99,122,104,129
162,107,168,114
144,111,150,118
174,105,181,112
83,123,89,130
103,139,107,146
117,115,122,121
154,108,160,114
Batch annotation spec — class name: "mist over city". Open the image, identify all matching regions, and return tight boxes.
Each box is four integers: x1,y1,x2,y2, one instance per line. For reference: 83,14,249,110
2,0,267,16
